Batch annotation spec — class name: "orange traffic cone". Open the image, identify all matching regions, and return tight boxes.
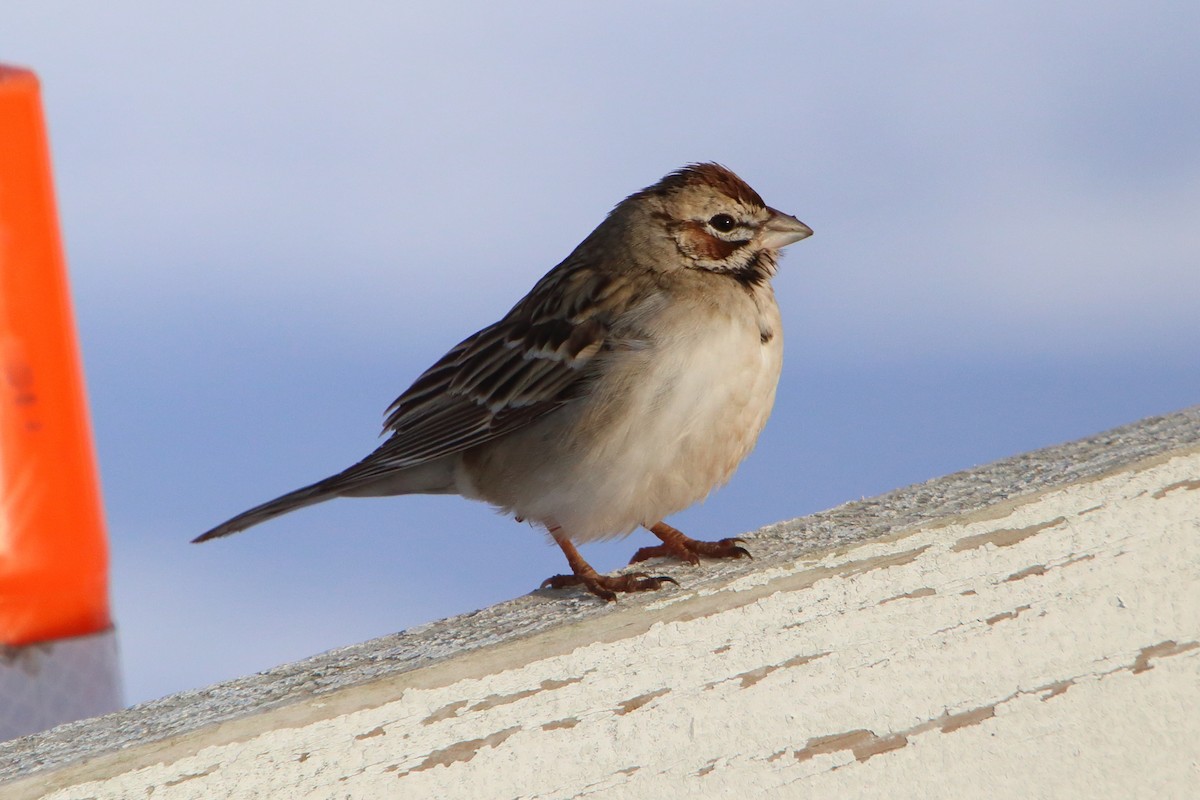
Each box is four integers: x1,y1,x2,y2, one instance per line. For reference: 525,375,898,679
0,64,121,739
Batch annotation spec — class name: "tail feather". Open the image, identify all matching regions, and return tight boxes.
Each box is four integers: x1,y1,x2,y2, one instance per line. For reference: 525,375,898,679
192,478,342,543
194,452,459,543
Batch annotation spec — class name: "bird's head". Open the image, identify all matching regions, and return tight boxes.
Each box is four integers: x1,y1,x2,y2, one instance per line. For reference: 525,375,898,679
618,163,812,283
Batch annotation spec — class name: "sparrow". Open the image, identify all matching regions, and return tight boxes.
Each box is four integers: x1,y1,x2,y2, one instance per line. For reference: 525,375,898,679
195,163,812,601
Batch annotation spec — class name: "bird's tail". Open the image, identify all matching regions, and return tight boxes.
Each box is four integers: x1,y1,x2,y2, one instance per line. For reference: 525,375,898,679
192,477,344,543
193,453,457,543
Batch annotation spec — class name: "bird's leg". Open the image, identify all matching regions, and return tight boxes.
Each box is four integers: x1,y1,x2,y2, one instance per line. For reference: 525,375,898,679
541,528,677,602
628,521,752,565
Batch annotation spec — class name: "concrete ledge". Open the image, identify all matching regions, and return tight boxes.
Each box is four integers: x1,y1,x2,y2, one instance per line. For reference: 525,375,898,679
3,407,1199,798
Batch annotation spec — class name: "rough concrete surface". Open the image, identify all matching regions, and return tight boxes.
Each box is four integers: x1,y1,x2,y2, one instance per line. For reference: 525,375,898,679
2,405,1198,798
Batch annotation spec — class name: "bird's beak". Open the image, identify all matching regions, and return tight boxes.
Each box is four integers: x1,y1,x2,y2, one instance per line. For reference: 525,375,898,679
761,209,813,250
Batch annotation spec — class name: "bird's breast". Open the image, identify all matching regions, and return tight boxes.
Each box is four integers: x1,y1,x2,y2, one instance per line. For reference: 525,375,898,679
461,285,783,541
600,289,783,508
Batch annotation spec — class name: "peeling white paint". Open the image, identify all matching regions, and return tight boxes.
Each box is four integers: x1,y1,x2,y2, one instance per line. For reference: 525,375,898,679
13,449,1200,798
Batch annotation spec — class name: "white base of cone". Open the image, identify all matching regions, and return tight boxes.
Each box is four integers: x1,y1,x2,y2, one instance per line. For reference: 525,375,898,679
0,628,121,741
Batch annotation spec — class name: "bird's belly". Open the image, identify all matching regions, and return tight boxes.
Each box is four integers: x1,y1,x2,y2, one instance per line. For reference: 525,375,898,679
461,312,782,541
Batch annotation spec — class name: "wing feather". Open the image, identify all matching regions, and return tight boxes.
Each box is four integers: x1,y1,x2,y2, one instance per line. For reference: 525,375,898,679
336,249,645,485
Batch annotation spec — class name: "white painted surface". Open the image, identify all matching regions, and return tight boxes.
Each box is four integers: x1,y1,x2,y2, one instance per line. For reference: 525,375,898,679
16,449,1200,799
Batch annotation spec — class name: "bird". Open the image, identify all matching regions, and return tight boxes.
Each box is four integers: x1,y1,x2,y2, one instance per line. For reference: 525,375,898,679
194,163,812,601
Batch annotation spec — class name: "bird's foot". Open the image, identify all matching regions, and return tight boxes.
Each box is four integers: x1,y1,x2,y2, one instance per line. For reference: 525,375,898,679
629,521,752,565
545,527,678,601
540,571,678,602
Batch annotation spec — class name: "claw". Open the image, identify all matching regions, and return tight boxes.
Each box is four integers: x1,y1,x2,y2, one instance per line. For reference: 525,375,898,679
539,568,676,602
626,572,678,588
540,574,583,590
633,523,754,565
729,543,752,560
592,586,618,603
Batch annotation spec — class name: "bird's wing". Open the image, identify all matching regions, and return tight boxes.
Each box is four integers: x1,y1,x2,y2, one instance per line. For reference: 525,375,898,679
376,316,606,464
340,254,647,483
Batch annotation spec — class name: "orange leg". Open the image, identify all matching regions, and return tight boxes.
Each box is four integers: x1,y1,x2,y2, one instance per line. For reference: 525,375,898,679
541,529,677,602
628,521,751,565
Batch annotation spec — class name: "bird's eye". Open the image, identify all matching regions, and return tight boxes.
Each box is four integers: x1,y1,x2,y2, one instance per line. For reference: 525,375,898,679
708,214,737,233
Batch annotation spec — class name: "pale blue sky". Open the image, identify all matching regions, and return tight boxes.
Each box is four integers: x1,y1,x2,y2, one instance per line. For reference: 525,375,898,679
5,2,1198,704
